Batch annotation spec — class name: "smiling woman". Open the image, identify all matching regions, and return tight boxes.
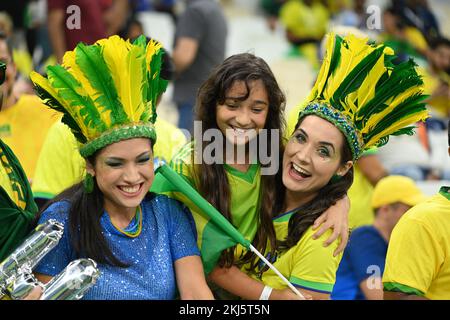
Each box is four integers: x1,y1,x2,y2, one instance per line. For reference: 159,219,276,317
194,32,430,301
86,138,155,226
257,32,428,299
27,35,214,300
282,115,353,208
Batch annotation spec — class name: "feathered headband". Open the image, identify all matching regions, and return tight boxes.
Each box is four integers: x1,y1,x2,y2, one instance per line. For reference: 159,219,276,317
30,35,166,158
298,33,429,160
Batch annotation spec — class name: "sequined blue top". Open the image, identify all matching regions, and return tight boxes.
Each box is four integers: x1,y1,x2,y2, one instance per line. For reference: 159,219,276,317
34,193,200,300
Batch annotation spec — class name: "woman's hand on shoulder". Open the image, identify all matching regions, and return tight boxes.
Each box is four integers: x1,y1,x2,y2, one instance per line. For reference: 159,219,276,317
312,195,350,256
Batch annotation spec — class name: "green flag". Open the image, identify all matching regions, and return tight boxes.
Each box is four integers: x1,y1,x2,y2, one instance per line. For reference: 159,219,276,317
0,139,38,262
151,164,251,274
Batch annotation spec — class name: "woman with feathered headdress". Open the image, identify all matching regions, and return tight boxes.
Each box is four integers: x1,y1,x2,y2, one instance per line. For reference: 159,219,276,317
209,33,429,300
28,36,213,300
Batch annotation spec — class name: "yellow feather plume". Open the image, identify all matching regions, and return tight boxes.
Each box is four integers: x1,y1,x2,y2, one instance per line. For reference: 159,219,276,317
98,36,146,122
323,34,378,100
360,86,424,135
29,71,90,136
308,33,335,101
365,109,429,148
62,47,112,129
357,51,386,108
146,39,163,73
125,43,146,121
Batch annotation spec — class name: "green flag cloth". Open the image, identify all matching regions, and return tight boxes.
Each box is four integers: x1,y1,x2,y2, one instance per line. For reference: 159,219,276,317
0,139,38,262
151,164,251,274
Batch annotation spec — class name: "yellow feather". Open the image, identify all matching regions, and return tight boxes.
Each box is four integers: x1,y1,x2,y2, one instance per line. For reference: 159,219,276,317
308,32,335,101
61,50,105,137
125,44,146,121
360,86,424,134
62,48,103,131
387,87,424,109
357,53,386,108
343,91,358,117
323,35,376,100
145,39,162,72
99,36,142,122
30,71,90,136
365,110,429,148
66,45,112,128
97,36,130,102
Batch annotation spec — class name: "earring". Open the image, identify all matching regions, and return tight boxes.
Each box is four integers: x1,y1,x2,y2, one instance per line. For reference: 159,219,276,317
84,173,94,193
330,174,342,183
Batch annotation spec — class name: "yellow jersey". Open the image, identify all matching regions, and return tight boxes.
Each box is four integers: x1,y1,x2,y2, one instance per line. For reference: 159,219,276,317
251,209,342,294
383,187,450,299
0,95,59,181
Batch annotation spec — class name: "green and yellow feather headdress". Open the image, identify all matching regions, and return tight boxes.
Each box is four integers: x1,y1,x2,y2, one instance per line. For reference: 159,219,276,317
298,33,429,160
30,35,166,158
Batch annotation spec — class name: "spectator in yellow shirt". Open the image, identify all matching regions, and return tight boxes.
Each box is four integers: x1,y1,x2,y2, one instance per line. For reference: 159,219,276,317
279,0,330,69
383,120,450,300
0,33,59,183
0,57,44,301
420,37,450,119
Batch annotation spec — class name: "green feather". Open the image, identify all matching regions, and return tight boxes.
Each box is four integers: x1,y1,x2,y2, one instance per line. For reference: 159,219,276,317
144,47,163,123
75,43,129,126
390,126,417,136
364,94,427,141
331,46,384,110
133,35,147,47
375,136,390,148
384,54,397,68
61,114,87,143
47,65,107,133
33,81,66,114
355,60,424,128
33,80,88,143
318,35,342,100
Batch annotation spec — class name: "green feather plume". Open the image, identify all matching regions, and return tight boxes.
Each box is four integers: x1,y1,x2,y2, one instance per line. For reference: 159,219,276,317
75,43,128,126
47,65,107,134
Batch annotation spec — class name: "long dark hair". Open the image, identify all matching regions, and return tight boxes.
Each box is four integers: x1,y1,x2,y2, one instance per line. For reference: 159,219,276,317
35,153,131,268
276,116,354,251
194,53,286,270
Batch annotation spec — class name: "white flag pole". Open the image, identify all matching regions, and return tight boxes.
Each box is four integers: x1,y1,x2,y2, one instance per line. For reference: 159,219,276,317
249,244,306,299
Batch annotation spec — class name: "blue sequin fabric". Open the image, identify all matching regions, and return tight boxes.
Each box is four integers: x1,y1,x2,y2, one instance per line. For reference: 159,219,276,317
34,193,200,300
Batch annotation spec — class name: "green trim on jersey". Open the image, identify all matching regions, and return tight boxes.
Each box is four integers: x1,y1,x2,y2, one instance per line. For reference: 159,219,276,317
32,191,55,199
439,186,450,200
383,282,425,296
290,276,334,293
273,207,300,223
224,163,259,184
250,211,341,292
